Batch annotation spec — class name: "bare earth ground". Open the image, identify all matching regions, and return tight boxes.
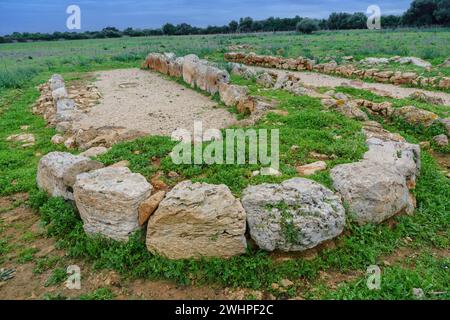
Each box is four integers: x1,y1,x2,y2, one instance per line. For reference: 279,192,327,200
255,67,450,106
0,194,230,300
73,68,237,136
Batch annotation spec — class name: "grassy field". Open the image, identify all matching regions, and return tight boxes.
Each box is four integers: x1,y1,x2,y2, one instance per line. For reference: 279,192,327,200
0,29,449,300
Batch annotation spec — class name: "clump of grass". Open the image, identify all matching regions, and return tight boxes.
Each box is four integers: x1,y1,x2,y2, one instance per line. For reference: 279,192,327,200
45,267,67,287
0,65,40,89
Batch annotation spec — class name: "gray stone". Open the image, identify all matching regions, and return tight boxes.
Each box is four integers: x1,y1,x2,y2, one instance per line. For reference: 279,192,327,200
49,74,65,91
241,178,345,252
74,167,152,241
432,134,448,147
37,152,104,200
52,87,68,101
331,161,415,225
364,138,421,188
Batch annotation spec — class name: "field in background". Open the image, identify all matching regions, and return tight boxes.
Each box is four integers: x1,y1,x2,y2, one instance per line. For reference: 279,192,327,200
1,28,450,90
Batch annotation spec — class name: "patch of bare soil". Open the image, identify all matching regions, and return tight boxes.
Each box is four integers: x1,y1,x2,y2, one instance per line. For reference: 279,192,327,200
73,68,237,137
0,194,232,300
255,67,450,106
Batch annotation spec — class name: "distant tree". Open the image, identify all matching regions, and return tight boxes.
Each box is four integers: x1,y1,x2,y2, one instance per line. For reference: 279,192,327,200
229,20,239,33
434,0,450,25
175,23,194,35
402,0,438,26
238,17,254,33
101,27,121,38
296,18,319,34
162,23,176,35
348,13,367,29
382,15,402,28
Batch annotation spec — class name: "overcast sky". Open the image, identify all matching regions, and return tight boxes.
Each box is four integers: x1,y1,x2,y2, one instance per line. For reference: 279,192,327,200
0,0,412,35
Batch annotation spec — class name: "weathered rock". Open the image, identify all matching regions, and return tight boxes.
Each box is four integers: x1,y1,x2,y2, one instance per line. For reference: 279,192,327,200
408,91,444,105
219,83,249,107
6,133,35,144
205,65,230,95
362,121,405,142
74,167,152,241
397,57,432,68
52,87,68,101
51,134,65,145
241,178,345,252
146,181,247,259
364,138,421,188
439,77,450,89
138,191,166,225
55,99,79,123
439,118,450,134
321,98,368,120
361,57,390,65
182,54,201,87
49,74,65,91
37,152,104,200
433,134,448,147
256,72,276,88
79,146,109,158
331,161,415,225
296,161,327,176
393,106,439,127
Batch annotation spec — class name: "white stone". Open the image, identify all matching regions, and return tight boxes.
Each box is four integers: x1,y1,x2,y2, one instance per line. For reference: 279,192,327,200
74,167,152,241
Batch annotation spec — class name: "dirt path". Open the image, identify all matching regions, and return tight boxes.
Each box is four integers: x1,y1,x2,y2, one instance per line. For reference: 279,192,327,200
254,67,450,106
74,68,237,136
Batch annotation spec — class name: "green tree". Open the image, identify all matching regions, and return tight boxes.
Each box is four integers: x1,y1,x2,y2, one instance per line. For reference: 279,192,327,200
296,18,319,34
162,23,176,35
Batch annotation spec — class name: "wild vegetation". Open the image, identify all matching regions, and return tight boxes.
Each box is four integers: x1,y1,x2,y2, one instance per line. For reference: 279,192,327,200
0,27,449,300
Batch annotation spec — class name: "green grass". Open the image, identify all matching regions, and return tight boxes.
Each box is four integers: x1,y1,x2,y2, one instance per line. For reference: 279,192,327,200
0,29,449,299
45,267,67,287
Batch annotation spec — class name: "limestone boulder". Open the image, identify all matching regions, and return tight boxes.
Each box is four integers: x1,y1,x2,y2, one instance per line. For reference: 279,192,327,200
146,181,247,259
182,54,201,87
397,57,432,68
49,74,65,91
241,178,345,252
79,146,109,158
52,87,68,101
219,83,249,107
331,161,415,225
168,57,184,78
205,66,230,95
364,138,421,188
37,152,104,200
393,106,439,127
74,167,152,241
433,134,448,147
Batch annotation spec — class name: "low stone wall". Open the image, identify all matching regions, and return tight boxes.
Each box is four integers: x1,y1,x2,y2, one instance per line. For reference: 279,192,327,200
36,122,421,259
142,52,258,114
33,75,147,150
224,52,450,90
230,63,449,138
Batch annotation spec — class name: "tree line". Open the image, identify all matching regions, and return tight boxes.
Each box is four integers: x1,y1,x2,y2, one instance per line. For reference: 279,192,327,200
1,0,449,43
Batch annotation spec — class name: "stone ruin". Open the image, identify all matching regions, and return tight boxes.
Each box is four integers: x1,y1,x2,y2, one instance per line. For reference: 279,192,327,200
142,52,260,114
224,52,450,89
32,52,432,260
33,74,147,150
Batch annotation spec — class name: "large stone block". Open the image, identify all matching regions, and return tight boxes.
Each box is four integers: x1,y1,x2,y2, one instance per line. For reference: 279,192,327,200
74,167,152,241
241,178,345,252
331,161,415,225
37,152,104,200
146,181,247,259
